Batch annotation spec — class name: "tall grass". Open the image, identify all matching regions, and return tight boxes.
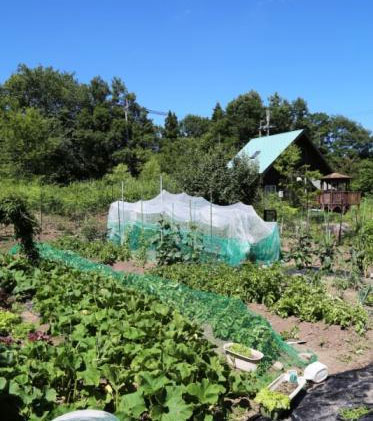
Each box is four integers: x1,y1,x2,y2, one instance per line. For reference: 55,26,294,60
0,176,178,217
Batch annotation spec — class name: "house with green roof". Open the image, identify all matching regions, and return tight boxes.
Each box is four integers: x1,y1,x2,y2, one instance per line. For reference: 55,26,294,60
231,129,332,193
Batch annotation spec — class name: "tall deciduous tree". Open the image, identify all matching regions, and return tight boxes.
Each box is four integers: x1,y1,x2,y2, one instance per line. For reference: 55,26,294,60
225,90,264,147
180,114,210,138
175,145,259,205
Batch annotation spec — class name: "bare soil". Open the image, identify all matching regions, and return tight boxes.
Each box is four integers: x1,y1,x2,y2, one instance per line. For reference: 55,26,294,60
276,381,298,395
248,302,373,375
111,260,155,275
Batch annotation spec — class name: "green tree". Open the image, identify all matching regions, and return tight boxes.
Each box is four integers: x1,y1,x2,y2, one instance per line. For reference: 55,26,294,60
175,145,259,205
180,114,210,138
291,98,309,129
325,116,372,162
0,107,60,178
351,159,373,195
163,111,180,139
274,144,321,207
225,91,264,147
0,65,158,182
2,63,85,118
211,102,224,122
268,93,292,134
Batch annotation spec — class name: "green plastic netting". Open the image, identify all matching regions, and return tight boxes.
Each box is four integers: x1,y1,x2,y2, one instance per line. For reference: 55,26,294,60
107,191,281,266
108,220,281,266
12,243,313,372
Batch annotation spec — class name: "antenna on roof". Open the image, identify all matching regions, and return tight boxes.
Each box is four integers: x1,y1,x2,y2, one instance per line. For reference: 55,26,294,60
258,109,275,137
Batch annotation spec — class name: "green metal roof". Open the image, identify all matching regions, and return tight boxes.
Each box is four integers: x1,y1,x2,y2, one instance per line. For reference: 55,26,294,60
231,129,304,173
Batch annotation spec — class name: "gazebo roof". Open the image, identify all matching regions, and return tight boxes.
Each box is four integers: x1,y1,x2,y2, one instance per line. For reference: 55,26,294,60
321,172,352,180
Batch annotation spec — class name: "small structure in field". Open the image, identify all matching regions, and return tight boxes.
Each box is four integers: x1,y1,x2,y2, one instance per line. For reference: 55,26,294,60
317,172,361,212
231,129,332,194
107,191,281,265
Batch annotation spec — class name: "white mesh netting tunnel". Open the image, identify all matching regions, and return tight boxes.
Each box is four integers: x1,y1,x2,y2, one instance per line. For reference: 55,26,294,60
107,191,280,265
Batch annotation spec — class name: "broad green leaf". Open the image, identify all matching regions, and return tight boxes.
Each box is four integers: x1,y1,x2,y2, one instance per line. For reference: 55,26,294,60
0,377,7,391
77,366,101,386
118,391,147,418
186,379,225,405
139,373,170,395
9,380,21,396
122,326,146,340
161,386,193,421
45,388,57,402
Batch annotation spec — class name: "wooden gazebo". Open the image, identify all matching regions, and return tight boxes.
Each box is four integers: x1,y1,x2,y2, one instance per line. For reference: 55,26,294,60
317,172,361,212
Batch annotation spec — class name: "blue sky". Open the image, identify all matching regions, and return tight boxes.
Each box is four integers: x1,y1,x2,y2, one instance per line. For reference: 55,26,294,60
1,0,373,130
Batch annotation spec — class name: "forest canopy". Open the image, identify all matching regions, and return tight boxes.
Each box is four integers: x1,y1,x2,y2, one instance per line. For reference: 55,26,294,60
0,64,372,196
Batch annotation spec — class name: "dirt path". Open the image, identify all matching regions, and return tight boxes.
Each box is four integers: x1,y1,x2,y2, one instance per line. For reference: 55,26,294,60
248,303,373,375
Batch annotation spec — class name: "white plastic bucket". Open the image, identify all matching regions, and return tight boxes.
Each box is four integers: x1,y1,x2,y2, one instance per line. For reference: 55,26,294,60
52,410,119,421
304,361,328,383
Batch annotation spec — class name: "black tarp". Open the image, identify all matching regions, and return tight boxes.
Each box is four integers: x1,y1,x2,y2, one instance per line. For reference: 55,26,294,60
291,364,373,421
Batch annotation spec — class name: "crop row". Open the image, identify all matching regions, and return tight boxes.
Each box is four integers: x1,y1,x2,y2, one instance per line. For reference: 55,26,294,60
151,263,369,335
0,253,256,420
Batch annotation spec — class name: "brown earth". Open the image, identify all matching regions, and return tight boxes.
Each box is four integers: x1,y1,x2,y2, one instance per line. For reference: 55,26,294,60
248,302,373,375
111,260,155,275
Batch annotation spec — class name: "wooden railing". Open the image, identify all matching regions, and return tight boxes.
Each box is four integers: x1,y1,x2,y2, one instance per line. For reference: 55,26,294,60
317,191,361,209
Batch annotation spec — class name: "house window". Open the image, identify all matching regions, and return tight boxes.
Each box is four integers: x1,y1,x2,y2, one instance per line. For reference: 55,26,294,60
264,185,277,195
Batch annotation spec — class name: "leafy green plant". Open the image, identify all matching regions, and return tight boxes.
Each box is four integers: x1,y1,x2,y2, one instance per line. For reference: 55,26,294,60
0,310,20,335
120,227,132,261
151,262,286,306
151,217,207,266
52,235,131,265
286,230,314,269
0,195,39,261
80,218,106,242
228,343,252,358
254,388,290,418
280,326,299,341
135,228,149,267
0,252,257,420
152,262,369,334
338,405,371,421
273,277,368,334
316,235,337,273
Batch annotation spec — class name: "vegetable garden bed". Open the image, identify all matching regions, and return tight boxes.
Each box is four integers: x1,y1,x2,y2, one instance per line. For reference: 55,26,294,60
0,253,258,420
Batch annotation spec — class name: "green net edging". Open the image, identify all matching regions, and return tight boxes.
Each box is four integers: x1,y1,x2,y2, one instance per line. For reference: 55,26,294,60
10,243,312,371
107,221,281,266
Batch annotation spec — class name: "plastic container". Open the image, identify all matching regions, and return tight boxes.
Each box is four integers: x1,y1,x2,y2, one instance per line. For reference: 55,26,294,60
268,371,306,400
304,361,328,383
223,342,264,372
52,410,119,421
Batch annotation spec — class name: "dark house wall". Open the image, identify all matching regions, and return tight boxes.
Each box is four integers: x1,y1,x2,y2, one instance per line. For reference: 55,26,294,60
262,133,331,188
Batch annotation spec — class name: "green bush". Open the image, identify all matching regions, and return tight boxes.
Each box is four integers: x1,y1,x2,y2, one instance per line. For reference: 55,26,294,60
0,175,179,218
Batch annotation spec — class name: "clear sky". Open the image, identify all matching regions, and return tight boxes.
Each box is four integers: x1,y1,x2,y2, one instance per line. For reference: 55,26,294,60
1,0,373,130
